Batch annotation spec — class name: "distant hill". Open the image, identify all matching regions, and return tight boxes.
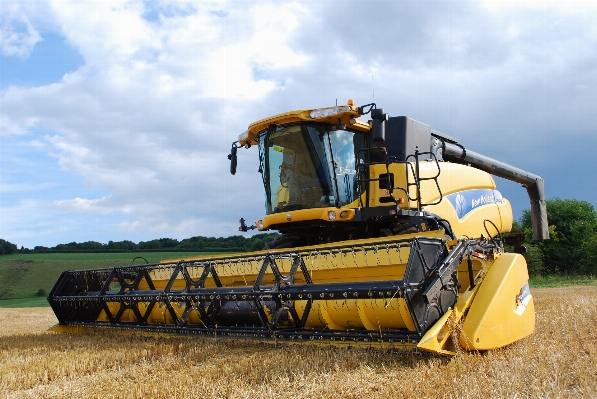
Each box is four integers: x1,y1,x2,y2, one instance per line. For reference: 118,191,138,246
1,233,280,254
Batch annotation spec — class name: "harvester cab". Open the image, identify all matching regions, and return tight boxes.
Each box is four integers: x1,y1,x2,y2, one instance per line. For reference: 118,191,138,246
231,101,548,246
48,101,548,356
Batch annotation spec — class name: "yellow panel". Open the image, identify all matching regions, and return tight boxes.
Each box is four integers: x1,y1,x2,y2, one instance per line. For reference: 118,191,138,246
496,198,513,233
160,231,443,284
417,309,456,356
259,207,356,230
105,302,120,320
361,161,512,239
97,309,110,322
357,298,415,331
295,297,415,331
420,162,514,238
426,196,511,239
121,308,137,322
367,162,496,209
460,253,534,350
149,303,175,325
424,162,496,198
296,300,326,328
321,299,364,329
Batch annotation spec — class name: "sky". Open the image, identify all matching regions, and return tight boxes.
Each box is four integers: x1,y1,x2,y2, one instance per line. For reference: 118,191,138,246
1,0,596,249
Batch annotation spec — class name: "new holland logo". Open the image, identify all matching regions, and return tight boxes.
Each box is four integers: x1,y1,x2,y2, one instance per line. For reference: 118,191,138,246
454,194,467,219
446,189,501,219
472,194,494,208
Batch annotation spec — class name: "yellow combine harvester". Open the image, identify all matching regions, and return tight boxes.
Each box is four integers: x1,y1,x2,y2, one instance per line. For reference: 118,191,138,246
49,101,548,355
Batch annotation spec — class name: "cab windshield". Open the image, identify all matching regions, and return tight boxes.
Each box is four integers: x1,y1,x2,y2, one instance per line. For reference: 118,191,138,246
259,123,365,215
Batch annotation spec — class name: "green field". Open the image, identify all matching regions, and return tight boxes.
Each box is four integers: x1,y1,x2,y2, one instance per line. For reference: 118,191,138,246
0,251,223,305
0,297,50,308
528,273,596,288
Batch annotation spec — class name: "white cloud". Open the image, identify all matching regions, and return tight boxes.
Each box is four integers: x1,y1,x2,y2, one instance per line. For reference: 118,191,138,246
0,3,42,58
52,195,115,213
0,200,70,247
1,0,311,244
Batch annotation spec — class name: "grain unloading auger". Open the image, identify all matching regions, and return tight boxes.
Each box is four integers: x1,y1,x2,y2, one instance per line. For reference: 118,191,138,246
48,101,549,355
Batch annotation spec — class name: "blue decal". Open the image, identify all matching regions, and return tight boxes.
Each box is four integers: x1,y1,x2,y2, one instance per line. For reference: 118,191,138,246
446,189,502,219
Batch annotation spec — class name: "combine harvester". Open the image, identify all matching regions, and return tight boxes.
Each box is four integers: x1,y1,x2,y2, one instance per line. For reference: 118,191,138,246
49,101,548,355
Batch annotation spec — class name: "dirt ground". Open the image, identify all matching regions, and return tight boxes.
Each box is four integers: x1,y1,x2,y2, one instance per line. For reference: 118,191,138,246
1,286,596,398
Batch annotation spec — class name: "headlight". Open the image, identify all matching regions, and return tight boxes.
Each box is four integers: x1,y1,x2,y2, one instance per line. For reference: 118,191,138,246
257,220,264,230
328,211,337,221
310,106,351,119
238,130,249,142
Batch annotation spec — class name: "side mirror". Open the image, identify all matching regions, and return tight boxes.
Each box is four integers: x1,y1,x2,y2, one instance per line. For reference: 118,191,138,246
371,108,388,143
228,145,238,175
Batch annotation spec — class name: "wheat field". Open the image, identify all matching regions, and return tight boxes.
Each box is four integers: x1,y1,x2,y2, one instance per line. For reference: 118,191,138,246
1,286,596,399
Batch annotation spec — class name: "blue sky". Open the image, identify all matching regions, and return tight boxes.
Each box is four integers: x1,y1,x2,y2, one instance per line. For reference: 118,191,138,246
1,32,84,89
1,1,596,248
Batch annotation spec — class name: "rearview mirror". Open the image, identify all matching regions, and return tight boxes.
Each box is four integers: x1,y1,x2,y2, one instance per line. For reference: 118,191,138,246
228,145,238,175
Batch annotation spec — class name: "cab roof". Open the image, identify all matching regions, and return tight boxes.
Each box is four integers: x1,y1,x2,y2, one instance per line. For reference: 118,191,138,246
238,104,371,146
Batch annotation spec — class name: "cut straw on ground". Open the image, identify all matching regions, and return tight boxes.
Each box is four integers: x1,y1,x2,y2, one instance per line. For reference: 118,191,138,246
1,286,596,398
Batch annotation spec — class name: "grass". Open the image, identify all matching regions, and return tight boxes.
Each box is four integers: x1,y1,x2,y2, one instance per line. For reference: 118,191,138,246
0,297,49,308
0,286,595,398
529,274,597,288
0,252,223,301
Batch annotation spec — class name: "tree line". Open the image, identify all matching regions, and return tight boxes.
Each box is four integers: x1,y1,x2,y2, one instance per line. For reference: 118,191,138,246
515,198,596,276
0,233,280,254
